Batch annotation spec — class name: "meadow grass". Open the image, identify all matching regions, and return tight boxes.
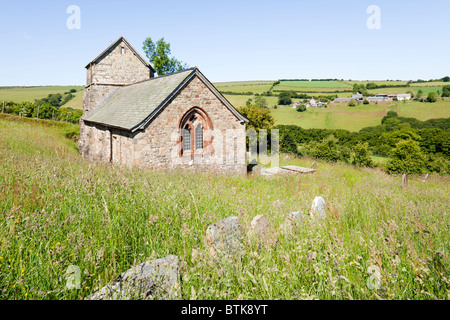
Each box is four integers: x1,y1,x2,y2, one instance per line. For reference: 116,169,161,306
0,115,449,300
0,86,84,104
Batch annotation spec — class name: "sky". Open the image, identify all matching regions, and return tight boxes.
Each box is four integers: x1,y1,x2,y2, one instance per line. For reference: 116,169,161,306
0,0,449,86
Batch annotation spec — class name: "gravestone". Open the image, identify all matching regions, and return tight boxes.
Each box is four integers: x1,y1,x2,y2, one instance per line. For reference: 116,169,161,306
250,215,270,239
310,196,326,219
85,255,179,300
206,216,242,260
402,174,408,188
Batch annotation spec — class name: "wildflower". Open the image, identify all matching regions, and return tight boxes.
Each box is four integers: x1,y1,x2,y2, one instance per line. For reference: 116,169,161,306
85,286,89,290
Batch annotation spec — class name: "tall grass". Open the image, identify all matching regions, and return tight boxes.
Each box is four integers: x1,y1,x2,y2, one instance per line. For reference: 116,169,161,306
0,116,449,300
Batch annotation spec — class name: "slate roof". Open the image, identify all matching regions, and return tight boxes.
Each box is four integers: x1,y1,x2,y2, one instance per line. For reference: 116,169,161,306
84,67,248,132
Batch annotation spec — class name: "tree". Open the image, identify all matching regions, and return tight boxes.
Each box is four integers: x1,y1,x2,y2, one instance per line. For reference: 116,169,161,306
296,104,306,112
254,96,268,108
386,139,426,174
278,91,292,105
237,104,274,131
426,92,437,103
417,89,423,99
142,37,188,76
442,76,450,82
441,85,450,97
352,142,373,167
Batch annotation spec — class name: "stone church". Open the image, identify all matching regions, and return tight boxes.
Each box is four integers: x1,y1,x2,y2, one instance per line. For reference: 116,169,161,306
77,36,248,175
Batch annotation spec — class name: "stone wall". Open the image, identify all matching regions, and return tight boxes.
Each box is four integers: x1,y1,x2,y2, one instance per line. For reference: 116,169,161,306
131,75,247,175
87,39,152,87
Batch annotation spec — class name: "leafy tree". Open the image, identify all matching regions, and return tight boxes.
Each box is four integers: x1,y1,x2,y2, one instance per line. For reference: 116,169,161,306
278,91,292,105
347,99,356,107
254,96,268,108
142,37,188,76
426,92,437,103
296,104,306,112
417,89,423,98
237,104,274,131
442,76,450,82
352,142,373,167
363,99,369,105
386,139,426,174
441,85,450,97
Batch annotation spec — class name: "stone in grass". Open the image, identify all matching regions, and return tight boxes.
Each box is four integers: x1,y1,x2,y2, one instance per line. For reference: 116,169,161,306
311,161,318,169
250,215,270,239
206,216,242,259
251,164,266,176
310,196,326,219
85,255,179,300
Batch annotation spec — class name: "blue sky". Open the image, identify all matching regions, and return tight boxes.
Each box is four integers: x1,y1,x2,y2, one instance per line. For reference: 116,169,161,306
1,0,449,86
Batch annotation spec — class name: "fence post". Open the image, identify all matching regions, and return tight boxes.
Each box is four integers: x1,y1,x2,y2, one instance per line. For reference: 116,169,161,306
2,101,4,113
36,105,40,119
52,110,54,120
66,113,69,122
21,105,25,118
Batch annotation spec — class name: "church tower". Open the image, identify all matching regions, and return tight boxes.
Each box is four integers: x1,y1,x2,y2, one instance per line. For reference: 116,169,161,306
78,36,155,156
82,36,155,115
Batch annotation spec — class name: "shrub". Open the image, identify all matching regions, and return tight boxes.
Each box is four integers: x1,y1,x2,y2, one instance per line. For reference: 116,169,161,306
363,99,369,105
352,142,373,167
296,104,306,112
347,100,356,107
305,135,350,163
426,92,437,103
386,139,426,174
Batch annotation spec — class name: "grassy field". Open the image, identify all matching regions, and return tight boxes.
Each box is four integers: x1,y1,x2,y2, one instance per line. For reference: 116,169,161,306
0,114,449,300
278,80,351,88
0,86,84,104
214,81,274,94
271,100,450,131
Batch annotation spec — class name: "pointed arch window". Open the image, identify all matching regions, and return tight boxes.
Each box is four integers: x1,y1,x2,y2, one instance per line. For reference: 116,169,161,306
179,107,213,157
195,124,203,150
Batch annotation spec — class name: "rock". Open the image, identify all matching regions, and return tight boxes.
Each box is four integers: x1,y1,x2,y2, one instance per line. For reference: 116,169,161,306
281,165,316,174
264,167,293,175
85,255,179,300
311,161,318,169
251,164,266,176
250,215,270,238
206,216,242,259
310,196,326,219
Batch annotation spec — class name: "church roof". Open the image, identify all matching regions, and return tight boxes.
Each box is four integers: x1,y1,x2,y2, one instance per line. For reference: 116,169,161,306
84,67,248,132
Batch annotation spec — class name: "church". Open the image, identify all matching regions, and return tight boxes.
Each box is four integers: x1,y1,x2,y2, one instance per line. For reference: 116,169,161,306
77,36,248,175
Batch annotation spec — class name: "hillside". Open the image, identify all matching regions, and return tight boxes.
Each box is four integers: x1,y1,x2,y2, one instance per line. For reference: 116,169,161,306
1,79,449,132
0,114,449,300
0,86,84,109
